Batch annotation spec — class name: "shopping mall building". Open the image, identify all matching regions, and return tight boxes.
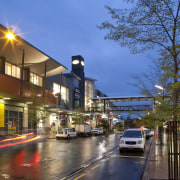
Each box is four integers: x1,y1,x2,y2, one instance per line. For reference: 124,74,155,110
0,24,107,136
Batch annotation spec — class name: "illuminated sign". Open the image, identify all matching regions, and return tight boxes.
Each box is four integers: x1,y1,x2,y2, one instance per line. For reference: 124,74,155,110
74,88,80,108
0,104,4,127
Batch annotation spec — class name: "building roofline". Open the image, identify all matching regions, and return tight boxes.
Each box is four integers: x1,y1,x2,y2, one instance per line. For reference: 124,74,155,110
0,24,68,76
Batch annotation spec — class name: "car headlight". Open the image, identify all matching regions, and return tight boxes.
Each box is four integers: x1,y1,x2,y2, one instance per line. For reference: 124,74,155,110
137,140,142,144
120,140,124,144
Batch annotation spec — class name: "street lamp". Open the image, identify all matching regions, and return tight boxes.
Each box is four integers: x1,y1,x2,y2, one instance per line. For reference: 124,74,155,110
155,85,164,91
5,29,25,96
6,32,15,40
155,85,164,100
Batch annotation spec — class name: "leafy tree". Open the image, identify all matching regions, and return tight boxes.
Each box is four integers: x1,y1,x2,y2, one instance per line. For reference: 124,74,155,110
130,58,174,124
115,121,124,130
98,0,180,124
97,119,110,130
131,60,171,97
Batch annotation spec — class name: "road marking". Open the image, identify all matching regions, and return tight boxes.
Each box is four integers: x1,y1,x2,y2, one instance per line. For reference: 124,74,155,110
111,155,145,159
120,155,145,159
105,158,110,161
91,164,100,170
111,155,120,157
74,173,86,180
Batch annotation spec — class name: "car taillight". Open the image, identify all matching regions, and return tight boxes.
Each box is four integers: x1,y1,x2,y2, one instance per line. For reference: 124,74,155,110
65,132,67,134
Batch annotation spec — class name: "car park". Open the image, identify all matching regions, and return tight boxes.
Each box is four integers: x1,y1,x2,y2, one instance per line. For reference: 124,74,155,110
91,128,103,135
119,128,146,153
56,128,77,140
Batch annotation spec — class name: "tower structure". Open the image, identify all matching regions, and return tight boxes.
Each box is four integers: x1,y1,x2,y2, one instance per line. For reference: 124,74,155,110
71,55,85,110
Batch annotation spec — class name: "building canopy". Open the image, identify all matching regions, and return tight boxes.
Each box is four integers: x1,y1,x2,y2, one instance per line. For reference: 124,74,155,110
0,24,67,77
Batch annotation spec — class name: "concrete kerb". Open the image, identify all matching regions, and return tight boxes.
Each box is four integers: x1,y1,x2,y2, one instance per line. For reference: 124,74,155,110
141,137,154,180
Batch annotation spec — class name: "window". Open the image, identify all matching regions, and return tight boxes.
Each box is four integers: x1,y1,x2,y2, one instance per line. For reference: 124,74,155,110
30,72,43,87
5,62,20,79
123,130,142,138
53,83,69,103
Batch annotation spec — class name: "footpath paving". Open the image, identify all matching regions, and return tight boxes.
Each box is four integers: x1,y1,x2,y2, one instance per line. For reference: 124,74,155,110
142,131,169,180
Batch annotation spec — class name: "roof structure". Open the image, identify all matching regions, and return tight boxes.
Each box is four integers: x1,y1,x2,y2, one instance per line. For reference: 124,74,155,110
0,24,67,77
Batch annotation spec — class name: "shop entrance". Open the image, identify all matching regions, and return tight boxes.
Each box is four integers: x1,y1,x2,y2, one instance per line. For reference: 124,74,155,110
5,110,23,135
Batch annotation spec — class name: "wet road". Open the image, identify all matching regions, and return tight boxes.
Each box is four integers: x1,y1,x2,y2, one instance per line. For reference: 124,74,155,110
69,148,150,180
0,134,152,180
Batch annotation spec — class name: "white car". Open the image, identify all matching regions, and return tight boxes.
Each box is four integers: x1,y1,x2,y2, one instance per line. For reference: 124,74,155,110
91,128,103,135
56,128,77,139
119,128,146,153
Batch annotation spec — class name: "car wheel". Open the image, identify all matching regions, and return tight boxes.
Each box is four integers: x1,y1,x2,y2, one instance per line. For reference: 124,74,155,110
67,135,70,140
119,149,123,153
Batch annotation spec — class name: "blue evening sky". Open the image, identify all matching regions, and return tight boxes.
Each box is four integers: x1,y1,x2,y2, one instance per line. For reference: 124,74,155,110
0,0,157,97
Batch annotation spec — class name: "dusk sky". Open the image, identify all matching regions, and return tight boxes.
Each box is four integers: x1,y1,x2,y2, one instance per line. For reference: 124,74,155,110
0,0,158,97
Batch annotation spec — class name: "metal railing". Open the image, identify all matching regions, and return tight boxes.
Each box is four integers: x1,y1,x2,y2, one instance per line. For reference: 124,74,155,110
168,121,180,180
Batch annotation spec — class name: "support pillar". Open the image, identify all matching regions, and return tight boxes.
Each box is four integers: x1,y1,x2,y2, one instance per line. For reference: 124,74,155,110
23,104,28,133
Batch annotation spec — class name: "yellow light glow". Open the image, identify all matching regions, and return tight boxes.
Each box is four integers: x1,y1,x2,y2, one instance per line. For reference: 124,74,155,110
3,97,11,100
6,32,15,40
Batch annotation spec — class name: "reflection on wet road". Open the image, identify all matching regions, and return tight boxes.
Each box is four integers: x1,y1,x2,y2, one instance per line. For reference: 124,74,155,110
0,134,120,180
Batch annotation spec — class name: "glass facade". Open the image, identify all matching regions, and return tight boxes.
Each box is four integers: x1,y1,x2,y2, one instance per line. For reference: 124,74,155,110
5,110,23,135
85,80,95,111
53,83,69,105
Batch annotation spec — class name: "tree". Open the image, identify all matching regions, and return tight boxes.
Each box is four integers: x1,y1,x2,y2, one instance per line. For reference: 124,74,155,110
131,60,170,96
115,121,124,131
99,0,180,123
130,59,174,125
99,1,180,177
97,119,109,130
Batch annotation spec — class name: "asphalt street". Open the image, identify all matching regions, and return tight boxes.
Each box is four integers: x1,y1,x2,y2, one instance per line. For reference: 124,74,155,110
0,133,152,180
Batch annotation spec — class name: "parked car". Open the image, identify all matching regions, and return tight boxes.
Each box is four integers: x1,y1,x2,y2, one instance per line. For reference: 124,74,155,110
56,128,77,140
91,128,103,135
119,128,146,153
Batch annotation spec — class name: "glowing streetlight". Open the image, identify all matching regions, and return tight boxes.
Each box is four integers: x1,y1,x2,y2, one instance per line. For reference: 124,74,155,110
5,28,24,96
155,85,164,100
5,32,15,40
155,85,164,90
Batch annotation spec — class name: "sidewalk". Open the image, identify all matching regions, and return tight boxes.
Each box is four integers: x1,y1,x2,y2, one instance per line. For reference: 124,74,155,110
142,131,169,180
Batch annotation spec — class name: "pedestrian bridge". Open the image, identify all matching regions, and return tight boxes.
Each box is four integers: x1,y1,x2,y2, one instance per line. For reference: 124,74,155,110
89,96,156,113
